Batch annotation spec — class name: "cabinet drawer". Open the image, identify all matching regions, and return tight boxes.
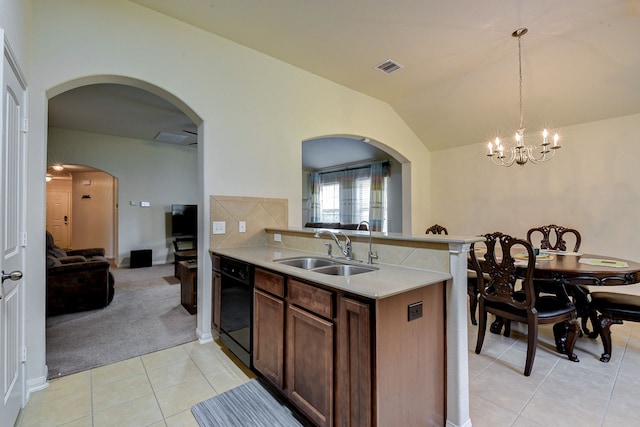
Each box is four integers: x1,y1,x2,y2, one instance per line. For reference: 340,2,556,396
211,254,221,271
255,268,285,298
288,279,334,319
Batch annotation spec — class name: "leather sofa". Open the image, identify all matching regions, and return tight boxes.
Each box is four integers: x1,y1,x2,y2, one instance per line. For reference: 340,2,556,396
46,232,115,316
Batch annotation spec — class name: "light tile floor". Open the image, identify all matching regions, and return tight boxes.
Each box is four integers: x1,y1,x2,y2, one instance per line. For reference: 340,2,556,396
16,341,255,427
16,315,640,426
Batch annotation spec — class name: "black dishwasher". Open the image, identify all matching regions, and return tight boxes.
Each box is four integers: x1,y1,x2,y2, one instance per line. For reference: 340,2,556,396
219,256,254,368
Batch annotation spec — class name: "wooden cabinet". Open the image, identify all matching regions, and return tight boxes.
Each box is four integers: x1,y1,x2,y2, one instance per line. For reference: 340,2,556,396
253,269,285,388
286,287,334,427
336,296,371,427
248,260,446,427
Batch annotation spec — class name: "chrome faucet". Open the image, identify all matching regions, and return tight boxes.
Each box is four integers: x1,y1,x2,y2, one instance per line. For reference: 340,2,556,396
359,221,378,264
314,229,352,260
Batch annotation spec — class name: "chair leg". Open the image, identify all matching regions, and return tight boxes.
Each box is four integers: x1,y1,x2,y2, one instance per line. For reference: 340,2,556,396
467,280,478,325
564,319,580,363
524,321,538,377
475,303,487,355
598,314,623,363
570,286,591,337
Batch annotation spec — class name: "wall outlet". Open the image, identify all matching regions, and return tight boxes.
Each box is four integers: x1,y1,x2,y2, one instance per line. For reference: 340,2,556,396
212,221,226,234
408,301,423,322
239,221,246,233
140,201,150,207
274,233,282,242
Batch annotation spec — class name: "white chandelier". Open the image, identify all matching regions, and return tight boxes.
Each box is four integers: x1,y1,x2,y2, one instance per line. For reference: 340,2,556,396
487,28,561,167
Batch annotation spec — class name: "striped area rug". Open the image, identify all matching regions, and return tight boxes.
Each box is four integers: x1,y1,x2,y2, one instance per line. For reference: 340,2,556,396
191,380,306,426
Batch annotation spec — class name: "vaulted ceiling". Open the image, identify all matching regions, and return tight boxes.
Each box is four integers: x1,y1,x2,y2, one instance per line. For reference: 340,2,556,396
49,0,640,153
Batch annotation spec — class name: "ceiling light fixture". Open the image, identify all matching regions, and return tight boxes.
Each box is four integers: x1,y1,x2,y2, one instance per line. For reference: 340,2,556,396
487,28,561,167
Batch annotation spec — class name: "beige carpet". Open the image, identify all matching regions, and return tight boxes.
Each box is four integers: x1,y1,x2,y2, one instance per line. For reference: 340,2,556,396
46,264,198,379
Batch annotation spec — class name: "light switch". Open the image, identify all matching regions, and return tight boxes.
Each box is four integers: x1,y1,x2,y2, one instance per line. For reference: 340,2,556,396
140,201,150,207
239,221,246,233
212,221,226,235
130,201,138,206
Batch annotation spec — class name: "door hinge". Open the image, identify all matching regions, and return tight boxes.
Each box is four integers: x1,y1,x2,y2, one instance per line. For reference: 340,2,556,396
22,347,27,363
22,117,28,133
21,231,27,247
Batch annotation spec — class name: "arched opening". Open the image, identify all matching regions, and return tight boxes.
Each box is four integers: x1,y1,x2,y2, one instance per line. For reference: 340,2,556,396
46,164,118,261
44,76,204,377
302,135,410,233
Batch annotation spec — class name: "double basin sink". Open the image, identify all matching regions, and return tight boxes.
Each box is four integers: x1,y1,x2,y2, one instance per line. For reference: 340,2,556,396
274,256,378,276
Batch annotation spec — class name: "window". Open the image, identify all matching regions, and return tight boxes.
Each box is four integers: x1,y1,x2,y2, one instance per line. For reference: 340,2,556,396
314,164,387,231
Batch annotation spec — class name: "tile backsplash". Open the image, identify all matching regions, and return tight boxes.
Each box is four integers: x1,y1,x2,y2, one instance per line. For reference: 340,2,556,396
210,195,288,250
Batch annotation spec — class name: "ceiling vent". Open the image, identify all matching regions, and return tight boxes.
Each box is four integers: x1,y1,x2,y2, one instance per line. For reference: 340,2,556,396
154,132,189,145
375,59,404,74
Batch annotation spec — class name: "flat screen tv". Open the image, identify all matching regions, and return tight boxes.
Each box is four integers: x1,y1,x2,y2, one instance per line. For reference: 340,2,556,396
171,204,197,237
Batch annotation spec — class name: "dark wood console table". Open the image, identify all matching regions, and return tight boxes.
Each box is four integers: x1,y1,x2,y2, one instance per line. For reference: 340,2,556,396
178,260,197,314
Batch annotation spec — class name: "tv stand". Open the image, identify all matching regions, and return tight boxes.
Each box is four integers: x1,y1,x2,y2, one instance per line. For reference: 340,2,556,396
173,237,197,277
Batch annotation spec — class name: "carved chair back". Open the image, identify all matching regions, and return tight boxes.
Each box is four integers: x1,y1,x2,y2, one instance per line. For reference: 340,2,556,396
469,232,537,311
426,224,448,235
526,224,581,252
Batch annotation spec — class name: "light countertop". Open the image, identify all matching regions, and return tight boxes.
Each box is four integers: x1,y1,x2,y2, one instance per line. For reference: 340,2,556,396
211,245,452,299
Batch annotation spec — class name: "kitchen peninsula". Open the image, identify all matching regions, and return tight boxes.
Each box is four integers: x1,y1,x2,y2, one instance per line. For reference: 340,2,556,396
211,225,480,427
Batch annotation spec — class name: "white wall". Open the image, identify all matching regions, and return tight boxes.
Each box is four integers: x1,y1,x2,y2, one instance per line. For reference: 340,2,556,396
48,128,198,265
0,0,30,69
26,0,432,387
431,113,640,261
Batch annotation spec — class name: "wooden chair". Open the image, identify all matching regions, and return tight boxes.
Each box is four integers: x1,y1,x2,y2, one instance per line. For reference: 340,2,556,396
426,224,448,235
526,224,581,253
173,237,197,277
590,288,640,362
469,231,580,376
526,224,592,335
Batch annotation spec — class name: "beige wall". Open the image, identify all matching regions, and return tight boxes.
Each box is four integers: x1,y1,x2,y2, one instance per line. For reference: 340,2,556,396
26,0,431,384
431,113,640,261
70,171,115,257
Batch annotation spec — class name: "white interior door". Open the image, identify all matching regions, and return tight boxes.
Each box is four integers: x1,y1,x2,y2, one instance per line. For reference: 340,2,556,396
0,30,26,427
46,190,70,248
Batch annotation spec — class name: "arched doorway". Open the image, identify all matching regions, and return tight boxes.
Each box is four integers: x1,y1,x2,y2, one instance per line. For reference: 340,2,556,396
302,135,410,233
46,164,118,261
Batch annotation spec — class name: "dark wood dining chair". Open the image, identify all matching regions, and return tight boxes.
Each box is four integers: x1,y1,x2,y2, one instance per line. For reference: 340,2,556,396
589,287,640,362
469,231,580,376
426,224,448,235
526,224,581,253
526,224,593,335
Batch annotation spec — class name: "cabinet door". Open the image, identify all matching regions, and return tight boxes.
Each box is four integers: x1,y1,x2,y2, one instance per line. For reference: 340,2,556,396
253,289,285,389
336,297,371,427
212,270,221,332
287,304,334,427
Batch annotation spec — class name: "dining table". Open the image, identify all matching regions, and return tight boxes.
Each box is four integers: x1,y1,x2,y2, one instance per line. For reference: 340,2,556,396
474,248,640,355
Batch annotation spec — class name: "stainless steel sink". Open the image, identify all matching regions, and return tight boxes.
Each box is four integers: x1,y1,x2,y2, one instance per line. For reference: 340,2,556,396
273,256,377,276
274,257,336,269
311,264,378,276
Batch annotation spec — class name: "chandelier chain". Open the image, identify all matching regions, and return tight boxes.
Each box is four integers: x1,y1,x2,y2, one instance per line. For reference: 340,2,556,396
518,34,524,131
